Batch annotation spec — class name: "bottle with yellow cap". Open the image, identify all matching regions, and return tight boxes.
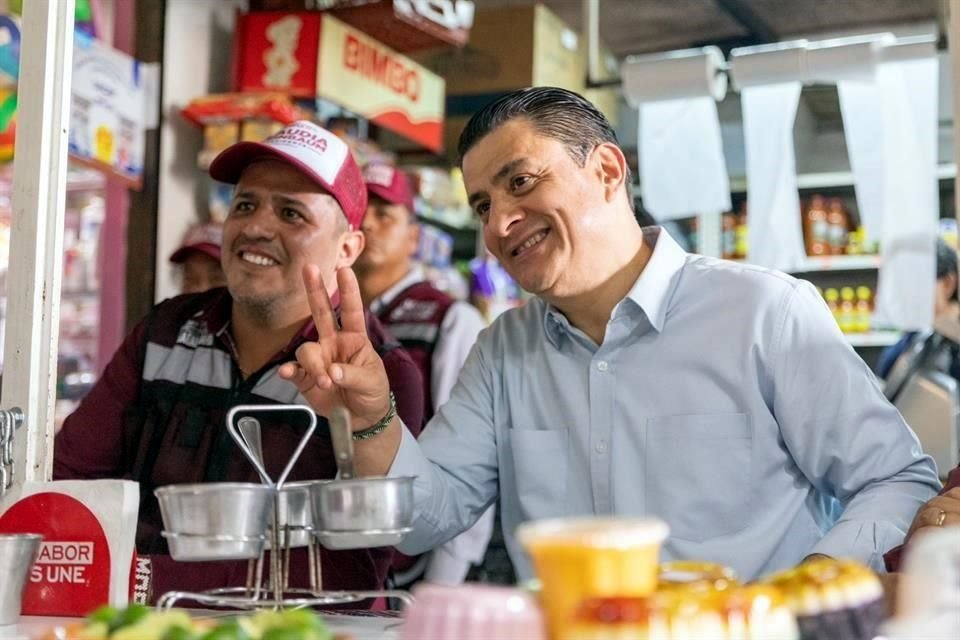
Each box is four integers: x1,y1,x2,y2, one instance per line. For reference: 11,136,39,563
839,287,856,333
854,286,873,333
824,288,841,327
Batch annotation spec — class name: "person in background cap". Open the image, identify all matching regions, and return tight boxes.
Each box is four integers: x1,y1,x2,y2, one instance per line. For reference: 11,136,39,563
169,221,227,294
354,163,493,587
53,120,424,604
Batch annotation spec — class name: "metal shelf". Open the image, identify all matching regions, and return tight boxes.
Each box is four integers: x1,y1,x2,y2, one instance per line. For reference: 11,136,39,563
729,163,956,193
790,255,881,273
846,331,901,348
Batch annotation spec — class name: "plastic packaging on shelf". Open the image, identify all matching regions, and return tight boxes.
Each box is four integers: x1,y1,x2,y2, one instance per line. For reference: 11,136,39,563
181,93,306,169
416,223,470,300
469,254,521,323
409,166,475,230
939,218,958,251
0,167,103,406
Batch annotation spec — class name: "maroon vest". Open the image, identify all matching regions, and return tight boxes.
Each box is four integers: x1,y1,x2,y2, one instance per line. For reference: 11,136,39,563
378,281,455,423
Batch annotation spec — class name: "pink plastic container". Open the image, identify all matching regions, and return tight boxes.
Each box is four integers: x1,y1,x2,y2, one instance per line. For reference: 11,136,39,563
400,583,547,640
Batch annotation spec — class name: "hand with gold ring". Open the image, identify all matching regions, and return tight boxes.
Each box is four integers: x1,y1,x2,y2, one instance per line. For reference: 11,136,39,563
904,487,960,546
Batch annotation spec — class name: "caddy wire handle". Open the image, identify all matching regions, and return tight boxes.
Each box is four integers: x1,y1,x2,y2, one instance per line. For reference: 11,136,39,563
226,404,318,603
225,404,318,492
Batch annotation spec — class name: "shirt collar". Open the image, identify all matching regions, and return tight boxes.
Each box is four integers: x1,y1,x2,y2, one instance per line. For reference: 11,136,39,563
369,265,425,314
624,226,687,333
542,226,687,346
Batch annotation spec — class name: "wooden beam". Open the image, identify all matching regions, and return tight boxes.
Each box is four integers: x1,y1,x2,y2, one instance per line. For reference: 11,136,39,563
714,0,778,45
125,0,166,331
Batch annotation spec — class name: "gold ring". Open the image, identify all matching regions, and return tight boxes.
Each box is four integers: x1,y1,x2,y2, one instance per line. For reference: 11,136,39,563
935,508,947,527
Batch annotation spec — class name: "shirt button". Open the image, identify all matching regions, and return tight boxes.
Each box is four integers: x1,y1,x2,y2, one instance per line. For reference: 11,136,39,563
596,360,608,372
595,440,608,452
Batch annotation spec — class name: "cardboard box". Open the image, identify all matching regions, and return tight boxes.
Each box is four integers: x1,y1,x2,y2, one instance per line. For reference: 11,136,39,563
328,0,472,52
232,12,323,97
233,12,445,153
416,5,584,98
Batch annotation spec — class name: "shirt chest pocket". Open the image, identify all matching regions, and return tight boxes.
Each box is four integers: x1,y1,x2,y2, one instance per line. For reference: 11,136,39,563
643,413,755,543
509,429,568,521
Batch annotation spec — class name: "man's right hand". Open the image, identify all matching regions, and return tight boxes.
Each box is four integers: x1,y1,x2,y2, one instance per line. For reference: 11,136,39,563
903,487,960,544
279,264,392,430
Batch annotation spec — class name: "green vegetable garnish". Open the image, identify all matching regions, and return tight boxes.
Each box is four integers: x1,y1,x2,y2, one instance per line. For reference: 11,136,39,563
109,604,151,632
86,606,119,625
200,621,251,640
161,626,201,640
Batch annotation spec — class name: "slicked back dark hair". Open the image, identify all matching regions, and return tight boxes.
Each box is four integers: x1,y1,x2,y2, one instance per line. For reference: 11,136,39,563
457,87,631,192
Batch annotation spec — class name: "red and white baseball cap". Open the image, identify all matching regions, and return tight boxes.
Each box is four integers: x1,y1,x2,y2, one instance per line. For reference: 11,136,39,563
363,163,415,211
169,222,223,263
208,120,368,229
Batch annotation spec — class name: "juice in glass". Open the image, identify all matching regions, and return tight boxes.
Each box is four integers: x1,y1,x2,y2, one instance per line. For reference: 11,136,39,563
517,517,669,637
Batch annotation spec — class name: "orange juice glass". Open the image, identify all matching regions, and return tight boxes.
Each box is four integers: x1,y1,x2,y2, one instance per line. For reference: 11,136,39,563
517,517,669,638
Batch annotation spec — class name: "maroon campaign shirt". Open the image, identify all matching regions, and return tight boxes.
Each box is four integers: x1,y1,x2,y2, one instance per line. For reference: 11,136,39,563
53,288,423,603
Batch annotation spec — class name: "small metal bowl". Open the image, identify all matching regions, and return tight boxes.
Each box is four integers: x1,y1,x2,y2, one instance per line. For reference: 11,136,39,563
0,533,42,625
161,531,266,562
268,481,321,549
156,482,275,560
315,527,414,550
311,476,415,548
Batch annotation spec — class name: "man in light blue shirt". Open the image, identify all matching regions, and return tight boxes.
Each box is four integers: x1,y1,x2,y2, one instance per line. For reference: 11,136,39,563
279,87,940,581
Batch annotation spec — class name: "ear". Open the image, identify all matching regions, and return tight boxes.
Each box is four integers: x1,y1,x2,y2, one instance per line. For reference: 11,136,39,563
336,229,366,269
592,142,628,203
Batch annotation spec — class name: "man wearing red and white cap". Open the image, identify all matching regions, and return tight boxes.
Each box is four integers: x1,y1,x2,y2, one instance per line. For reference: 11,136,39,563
169,221,227,294
354,163,492,586
54,121,424,603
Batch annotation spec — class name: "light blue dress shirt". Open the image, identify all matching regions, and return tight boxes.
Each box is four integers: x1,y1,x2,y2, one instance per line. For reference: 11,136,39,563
388,227,940,580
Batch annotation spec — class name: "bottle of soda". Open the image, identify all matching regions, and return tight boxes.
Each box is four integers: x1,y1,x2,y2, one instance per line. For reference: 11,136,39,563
827,198,849,255
804,195,829,256
839,287,857,333
855,286,873,333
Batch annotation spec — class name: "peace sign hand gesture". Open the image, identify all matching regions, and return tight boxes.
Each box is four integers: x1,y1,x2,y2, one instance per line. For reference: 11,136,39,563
279,264,392,430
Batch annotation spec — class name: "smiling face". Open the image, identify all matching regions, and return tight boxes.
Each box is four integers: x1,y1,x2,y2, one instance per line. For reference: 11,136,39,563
463,118,625,300
222,160,364,322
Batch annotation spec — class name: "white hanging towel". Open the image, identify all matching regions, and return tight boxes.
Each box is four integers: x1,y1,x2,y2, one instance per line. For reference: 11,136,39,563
837,79,885,247
623,46,731,222
872,52,939,331
638,97,731,221
740,82,806,272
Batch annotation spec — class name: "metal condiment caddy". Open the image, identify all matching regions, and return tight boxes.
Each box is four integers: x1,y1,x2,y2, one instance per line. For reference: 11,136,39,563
155,404,415,610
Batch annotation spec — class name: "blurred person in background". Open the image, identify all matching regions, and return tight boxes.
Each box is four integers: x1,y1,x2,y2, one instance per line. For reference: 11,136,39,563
53,120,424,603
168,221,227,294
880,237,960,587
354,163,494,586
876,237,959,380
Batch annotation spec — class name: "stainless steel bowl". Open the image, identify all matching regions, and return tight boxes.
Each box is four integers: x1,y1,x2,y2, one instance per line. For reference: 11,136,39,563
156,482,275,560
311,476,415,548
161,531,266,562
269,481,321,549
0,533,42,625
314,527,414,550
